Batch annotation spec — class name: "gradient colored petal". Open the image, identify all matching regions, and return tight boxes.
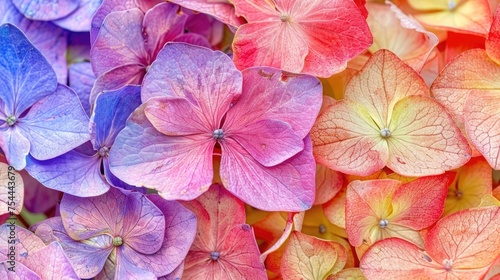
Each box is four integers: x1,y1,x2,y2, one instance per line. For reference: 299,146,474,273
220,137,315,211
52,0,102,32
366,2,439,72
90,85,142,149
487,8,500,64
464,91,500,169
0,262,39,280
0,126,30,170
314,165,343,205
431,49,500,125
232,0,372,77
141,43,242,126
426,206,500,270
108,105,214,200
24,242,79,279
128,195,196,276
69,62,95,116
280,231,347,280
142,2,187,56
345,179,400,247
0,162,23,215
326,268,366,280
114,251,156,279
0,24,57,115
90,8,148,77
24,149,108,197
324,186,347,229
19,84,90,160
386,95,471,176
407,0,492,35
90,0,137,43
12,0,79,21
223,67,322,139
444,157,492,215
0,224,45,260
169,0,243,27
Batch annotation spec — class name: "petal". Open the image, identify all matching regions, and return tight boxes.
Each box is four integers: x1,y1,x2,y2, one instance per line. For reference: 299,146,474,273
486,8,500,64
69,62,96,116
19,84,90,161
425,206,500,269
102,157,146,192
24,149,109,197
143,2,187,56
141,43,241,128
0,126,30,170
228,119,304,167
90,8,149,77
144,97,210,136
0,224,45,260
224,67,322,139
431,49,500,125
360,238,441,279
464,91,500,169
345,179,400,247
173,33,211,48
89,0,137,44
91,85,142,149
324,186,347,229
387,95,471,176
12,0,79,20
0,24,57,115
232,0,279,21
220,137,315,211
389,175,449,229
280,231,346,280
0,162,24,215
121,195,196,276
32,217,113,279
0,262,39,279
24,242,79,279
115,250,156,280
108,104,214,200
314,164,344,205
52,0,102,32
169,0,243,27
311,100,389,176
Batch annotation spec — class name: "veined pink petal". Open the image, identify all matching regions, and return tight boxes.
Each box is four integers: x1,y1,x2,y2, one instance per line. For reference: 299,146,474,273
220,137,315,211
487,8,500,64
168,0,244,27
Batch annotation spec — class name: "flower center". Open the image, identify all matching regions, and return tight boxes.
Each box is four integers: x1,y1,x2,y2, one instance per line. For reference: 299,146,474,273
443,259,453,271
379,219,389,228
98,146,110,157
6,115,16,126
112,236,123,247
280,14,290,22
380,128,391,138
448,0,457,10
210,251,220,261
213,129,224,140
318,224,326,234
454,189,463,199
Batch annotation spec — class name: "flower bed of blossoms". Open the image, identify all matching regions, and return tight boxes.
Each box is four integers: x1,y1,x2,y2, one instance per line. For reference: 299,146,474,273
0,0,500,279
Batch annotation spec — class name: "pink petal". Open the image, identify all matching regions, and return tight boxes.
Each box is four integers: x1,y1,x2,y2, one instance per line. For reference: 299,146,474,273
169,0,244,27
24,242,79,279
220,137,315,211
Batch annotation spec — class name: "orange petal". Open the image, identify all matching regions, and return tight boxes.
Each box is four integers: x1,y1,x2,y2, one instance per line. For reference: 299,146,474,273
464,90,500,169
324,186,347,229
280,231,347,280
387,95,471,176
407,0,492,35
314,164,344,205
444,156,493,215
326,268,366,280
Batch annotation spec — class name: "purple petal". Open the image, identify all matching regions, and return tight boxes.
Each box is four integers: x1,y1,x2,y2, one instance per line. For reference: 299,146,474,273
67,31,91,62
90,0,136,44
31,217,112,279
158,261,184,280
108,105,214,200
24,242,79,279
226,119,304,167
0,224,45,262
90,8,148,77
173,33,211,48
69,62,96,116
115,250,157,279
134,0,163,12
168,0,244,28
0,127,30,170
24,148,109,197
120,195,196,277
12,0,79,21
141,43,242,127
102,157,147,193
184,11,224,46
90,85,142,149
89,64,144,105
0,1,68,84
21,169,61,213
0,24,57,115
18,84,90,160
220,137,316,211
0,262,39,280
143,2,187,57
53,0,102,32
225,67,323,139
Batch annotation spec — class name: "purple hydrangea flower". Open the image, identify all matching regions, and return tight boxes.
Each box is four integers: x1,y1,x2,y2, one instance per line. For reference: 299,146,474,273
0,24,89,170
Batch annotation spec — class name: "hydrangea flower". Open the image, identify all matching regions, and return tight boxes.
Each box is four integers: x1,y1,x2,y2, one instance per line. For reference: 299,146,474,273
109,43,322,211
0,24,89,170
32,187,196,279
